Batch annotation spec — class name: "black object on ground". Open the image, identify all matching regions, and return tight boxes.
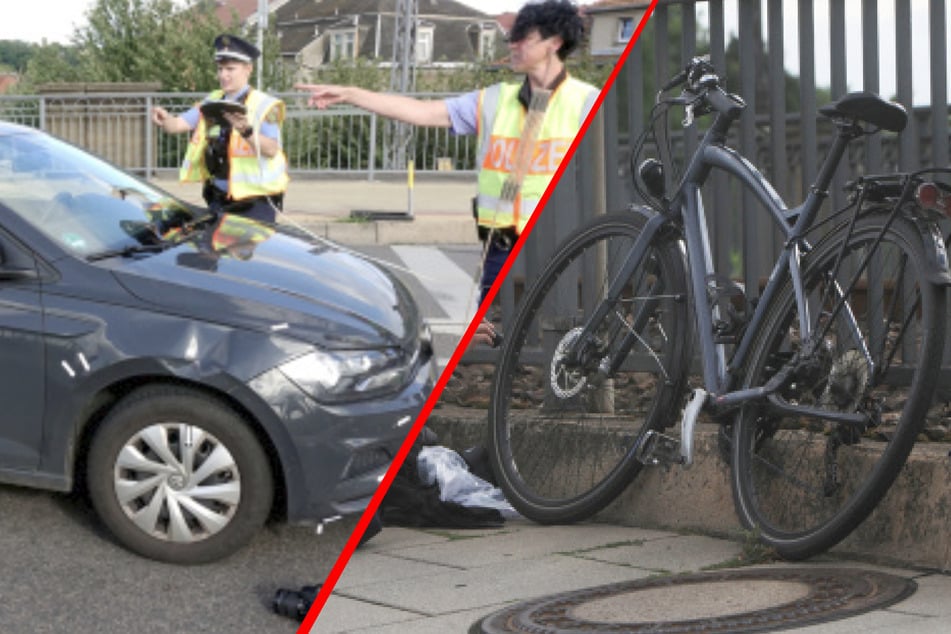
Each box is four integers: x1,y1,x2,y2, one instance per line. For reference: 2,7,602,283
272,584,321,622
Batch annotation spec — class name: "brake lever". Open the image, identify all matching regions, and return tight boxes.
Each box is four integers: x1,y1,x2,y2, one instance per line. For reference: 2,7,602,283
683,102,695,128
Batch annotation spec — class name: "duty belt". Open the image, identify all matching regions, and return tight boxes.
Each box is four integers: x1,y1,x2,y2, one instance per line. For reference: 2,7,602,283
489,227,518,250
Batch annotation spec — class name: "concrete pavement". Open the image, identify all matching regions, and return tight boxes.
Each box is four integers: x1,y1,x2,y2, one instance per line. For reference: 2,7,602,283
147,174,481,246
148,176,951,633
311,519,951,633
308,403,951,633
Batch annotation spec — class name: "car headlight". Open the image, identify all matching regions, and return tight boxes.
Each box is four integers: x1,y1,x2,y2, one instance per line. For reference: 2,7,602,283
278,348,410,403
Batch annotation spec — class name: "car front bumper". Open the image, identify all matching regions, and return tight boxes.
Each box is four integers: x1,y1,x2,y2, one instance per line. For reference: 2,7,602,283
247,349,437,523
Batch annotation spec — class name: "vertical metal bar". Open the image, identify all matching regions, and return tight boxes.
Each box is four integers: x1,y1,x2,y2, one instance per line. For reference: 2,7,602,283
931,0,949,168
861,0,885,356
768,0,787,263
931,0,951,369
862,0,882,173
682,2,698,159
738,0,759,295
653,3,669,99
626,29,644,204
895,0,916,171
709,0,730,275
146,95,153,179
799,0,817,207
829,0,848,215
603,85,625,212
368,113,377,180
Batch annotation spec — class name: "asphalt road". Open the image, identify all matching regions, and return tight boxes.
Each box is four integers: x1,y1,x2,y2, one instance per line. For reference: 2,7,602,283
0,482,359,633
0,244,480,634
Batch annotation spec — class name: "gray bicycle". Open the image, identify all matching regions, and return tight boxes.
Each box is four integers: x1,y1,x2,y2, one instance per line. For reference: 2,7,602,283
487,57,950,560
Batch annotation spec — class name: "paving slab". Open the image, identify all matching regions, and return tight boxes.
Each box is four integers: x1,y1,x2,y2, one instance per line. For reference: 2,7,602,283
311,520,951,634
581,533,745,573
891,572,951,617
368,521,675,569
787,610,944,634
356,526,454,551
313,594,423,632
335,551,462,590
317,603,493,634
335,553,646,614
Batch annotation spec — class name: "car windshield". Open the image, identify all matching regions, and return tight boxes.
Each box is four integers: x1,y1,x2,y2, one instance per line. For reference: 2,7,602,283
0,129,196,257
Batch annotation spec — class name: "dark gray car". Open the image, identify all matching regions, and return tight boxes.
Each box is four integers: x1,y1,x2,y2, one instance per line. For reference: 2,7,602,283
0,122,434,564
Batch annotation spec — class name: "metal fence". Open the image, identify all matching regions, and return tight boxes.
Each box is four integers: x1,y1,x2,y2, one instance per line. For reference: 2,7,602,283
473,0,951,364
0,91,477,178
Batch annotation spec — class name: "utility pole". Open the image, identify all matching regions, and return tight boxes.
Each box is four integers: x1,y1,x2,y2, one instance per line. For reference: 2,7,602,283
384,0,418,170
256,0,268,91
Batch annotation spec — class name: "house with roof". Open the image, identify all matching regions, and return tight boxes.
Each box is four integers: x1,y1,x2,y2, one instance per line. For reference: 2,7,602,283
272,0,502,77
584,0,653,57
209,0,291,27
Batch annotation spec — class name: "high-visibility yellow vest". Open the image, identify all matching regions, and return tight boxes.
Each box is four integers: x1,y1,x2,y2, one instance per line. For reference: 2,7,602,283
180,88,289,200
475,76,598,235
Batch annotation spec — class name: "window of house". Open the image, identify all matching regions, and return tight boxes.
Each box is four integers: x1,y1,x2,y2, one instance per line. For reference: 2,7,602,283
330,30,356,61
617,17,635,42
479,28,496,60
416,26,434,64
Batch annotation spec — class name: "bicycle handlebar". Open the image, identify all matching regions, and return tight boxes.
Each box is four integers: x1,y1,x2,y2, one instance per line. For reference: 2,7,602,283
661,56,746,124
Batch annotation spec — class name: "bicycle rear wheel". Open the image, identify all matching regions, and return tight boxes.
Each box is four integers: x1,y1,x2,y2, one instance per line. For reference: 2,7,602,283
731,211,946,559
488,212,690,523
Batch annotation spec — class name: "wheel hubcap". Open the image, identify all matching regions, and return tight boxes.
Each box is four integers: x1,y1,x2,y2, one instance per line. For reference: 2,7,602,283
113,423,241,544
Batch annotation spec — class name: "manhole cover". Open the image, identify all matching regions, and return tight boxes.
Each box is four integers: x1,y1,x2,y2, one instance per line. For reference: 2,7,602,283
471,567,916,634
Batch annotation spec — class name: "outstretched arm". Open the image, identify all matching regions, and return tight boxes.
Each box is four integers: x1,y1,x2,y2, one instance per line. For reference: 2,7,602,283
151,106,192,135
295,84,452,128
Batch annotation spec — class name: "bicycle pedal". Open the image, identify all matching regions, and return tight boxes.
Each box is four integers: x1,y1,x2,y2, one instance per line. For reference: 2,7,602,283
635,430,682,467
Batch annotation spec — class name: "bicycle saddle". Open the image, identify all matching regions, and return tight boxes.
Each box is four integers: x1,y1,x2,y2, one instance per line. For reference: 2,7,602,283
818,92,908,132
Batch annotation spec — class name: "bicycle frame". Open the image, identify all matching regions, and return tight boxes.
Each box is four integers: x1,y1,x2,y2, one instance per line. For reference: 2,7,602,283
569,108,872,425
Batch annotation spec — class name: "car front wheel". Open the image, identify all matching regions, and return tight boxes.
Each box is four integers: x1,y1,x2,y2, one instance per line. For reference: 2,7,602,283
87,385,274,564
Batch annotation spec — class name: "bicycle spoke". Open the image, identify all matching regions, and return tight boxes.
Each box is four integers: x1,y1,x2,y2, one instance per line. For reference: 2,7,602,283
489,213,689,523
732,212,943,559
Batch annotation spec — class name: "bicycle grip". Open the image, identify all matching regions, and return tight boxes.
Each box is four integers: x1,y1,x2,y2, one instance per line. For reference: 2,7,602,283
661,69,688,92
706,88,745,119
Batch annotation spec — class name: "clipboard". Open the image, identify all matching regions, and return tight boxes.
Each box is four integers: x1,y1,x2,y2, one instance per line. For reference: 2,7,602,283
200,100,246,126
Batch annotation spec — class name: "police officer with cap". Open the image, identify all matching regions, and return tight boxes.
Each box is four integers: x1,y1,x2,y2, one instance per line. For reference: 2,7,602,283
152,34,288,223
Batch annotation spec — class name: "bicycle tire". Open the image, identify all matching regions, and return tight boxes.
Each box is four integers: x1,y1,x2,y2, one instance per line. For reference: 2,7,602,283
488,211,690,523
731,210,945,559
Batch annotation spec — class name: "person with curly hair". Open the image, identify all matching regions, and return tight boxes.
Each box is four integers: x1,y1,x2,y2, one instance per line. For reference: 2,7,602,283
296,0,599,312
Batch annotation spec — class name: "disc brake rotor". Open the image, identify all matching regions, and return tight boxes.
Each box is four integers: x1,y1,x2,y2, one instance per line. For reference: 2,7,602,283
550,327,589,399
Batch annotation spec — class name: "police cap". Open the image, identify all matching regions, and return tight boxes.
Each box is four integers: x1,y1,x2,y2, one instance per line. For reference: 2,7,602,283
214,34,260,63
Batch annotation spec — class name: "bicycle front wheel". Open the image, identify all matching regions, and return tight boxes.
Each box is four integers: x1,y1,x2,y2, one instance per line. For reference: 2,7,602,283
488,212,690,523
731,211,946,559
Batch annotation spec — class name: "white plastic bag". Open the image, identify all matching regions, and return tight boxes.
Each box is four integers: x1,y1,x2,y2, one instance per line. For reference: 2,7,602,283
417,446,519,518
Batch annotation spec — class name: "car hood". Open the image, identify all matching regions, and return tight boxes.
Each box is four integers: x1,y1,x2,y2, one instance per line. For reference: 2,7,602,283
110,217,419,350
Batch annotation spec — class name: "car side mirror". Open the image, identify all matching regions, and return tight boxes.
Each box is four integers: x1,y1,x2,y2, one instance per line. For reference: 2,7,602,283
0,244,38,280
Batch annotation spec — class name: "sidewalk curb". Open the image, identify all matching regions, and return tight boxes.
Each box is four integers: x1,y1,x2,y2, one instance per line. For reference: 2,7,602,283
426,405,951,573
283,214,478,246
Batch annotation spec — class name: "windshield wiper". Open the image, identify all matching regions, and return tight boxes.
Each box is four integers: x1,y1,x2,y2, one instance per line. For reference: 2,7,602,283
85,242,171,262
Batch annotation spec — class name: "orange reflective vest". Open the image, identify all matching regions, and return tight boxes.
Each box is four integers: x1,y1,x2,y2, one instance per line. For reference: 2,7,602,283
180,88,289,200
475,76,598,234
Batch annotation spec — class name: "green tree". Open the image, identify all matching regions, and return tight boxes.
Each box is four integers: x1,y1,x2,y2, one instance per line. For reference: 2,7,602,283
0,40,35,73
20,43,83,87
16,0,292,92
73,0,227,90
